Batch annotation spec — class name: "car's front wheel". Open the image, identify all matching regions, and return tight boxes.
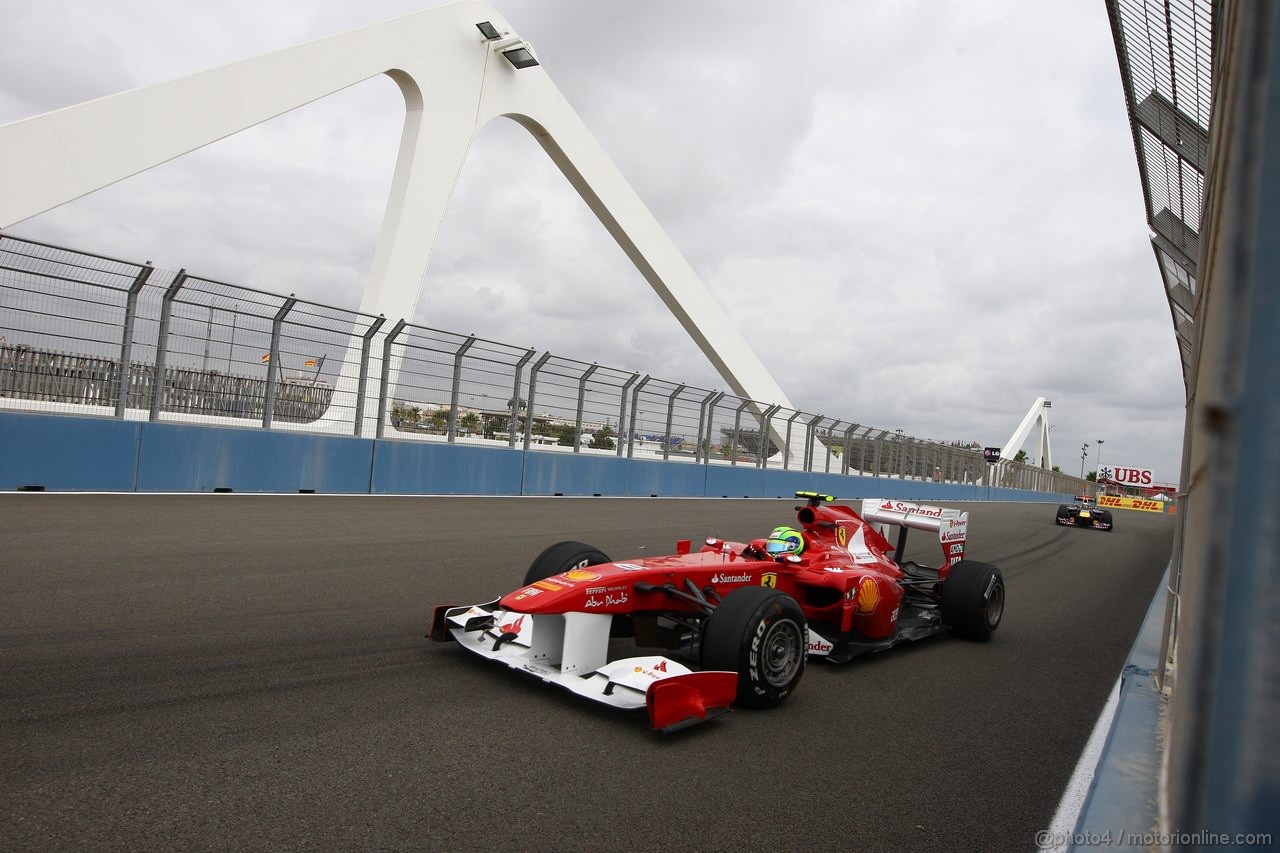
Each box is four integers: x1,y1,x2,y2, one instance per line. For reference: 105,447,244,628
523,541,612,586
701,586,806,709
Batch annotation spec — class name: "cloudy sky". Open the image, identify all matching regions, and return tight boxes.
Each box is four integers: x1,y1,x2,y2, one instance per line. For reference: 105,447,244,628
0,0,1186,483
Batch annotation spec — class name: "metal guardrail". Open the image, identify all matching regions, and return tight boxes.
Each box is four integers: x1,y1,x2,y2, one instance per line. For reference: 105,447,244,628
0,231,1086,492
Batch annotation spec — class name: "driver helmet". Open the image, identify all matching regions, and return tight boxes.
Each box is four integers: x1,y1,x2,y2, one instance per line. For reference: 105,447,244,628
765,526,805,557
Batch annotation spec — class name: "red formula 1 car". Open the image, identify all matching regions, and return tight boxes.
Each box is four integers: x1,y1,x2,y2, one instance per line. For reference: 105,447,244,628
431,492,1005,733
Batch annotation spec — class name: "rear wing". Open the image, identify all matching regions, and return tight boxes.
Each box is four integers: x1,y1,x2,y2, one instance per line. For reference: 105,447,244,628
860,499,968,569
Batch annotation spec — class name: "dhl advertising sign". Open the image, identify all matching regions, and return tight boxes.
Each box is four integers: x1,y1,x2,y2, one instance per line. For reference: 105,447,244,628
1097,494,1166,513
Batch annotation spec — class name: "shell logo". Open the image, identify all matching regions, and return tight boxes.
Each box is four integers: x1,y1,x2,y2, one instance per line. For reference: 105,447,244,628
856,577,880,615
562,569,602,582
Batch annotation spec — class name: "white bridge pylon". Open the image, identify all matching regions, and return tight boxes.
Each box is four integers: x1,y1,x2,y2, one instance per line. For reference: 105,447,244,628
1001,397,1054,470
0,1,807,454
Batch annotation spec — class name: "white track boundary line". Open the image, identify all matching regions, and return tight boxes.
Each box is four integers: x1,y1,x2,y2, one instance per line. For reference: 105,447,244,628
1043,676,1123,850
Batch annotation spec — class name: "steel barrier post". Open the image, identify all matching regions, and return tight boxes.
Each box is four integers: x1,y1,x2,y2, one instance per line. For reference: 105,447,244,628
149,270,187,422
729,399,752,466
115,262,153,418
662,384,685,461
261,296,296,429
626,375,651,458
783,411,803,471
523,352,552,452
616,373,639,457
842,424,859,475
824,420,842,473
804,414,824,473
758,404,781,468
695,390,717,463
353,315,386,437
375,319,407,439
573,363,599,453
446,335,477,443
508,349,534,448
700,391,725,464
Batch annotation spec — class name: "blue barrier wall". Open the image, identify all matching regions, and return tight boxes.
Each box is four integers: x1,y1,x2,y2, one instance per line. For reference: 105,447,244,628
0,411,140,491
0,411,1073,503
136,423,374,493
371,441,523,495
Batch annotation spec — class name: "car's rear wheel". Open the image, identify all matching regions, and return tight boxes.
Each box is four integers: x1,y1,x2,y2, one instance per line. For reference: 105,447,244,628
942,560,1004,641
701,586,806,709
523,541,612,586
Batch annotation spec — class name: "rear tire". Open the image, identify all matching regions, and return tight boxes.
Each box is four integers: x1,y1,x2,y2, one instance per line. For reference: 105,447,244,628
942,560,1004,641
701,586,806,709
523,541,611,586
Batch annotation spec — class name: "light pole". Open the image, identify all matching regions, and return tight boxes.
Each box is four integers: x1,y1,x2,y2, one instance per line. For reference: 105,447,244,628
1096,439,1105,491
1079,442,1090,479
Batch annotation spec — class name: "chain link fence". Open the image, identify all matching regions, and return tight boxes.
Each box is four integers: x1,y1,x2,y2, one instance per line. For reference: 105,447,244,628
0,232,1084,492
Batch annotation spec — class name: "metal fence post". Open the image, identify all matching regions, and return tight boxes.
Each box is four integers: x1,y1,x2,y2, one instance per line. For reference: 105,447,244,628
626,375,651,459
353,315,386,437
804,414,824,473
783,410,803,470
824,420,842,473
149,270,187,422
523,352,552,452
842,424,859,475
662,384,685,461
447,335,477,443
376,319,407,439
573,364,599,453
759,404,781,468
729,399,752,466
699,391,724,464
616,373,639,457
262,296,297,429
115,262,153,418
508,349,534,449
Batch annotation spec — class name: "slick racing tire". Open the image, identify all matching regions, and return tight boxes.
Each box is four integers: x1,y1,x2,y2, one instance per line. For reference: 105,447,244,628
1098,509,1115,531
701,586,806,709
941,560,1005,641
523,541,612,587
1055,505,1071,525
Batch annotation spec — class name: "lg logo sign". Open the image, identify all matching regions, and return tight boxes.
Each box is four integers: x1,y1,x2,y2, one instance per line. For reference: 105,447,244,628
1099,466,1153,486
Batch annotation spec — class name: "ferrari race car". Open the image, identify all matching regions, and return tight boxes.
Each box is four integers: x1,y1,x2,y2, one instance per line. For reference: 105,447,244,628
1055,496,1114,531
431,492,1005,733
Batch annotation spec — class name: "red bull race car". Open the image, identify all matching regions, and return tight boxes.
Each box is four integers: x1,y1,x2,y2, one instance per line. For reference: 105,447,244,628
1055,495,1114,531
431,492,1005,733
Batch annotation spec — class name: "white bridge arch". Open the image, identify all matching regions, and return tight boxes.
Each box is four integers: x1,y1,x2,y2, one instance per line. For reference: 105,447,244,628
0,1,799,440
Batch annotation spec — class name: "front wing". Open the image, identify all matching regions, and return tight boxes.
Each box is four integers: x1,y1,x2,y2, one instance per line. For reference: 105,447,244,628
431,601,737,733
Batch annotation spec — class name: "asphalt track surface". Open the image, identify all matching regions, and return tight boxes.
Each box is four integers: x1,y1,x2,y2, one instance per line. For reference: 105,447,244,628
1,495,1174,851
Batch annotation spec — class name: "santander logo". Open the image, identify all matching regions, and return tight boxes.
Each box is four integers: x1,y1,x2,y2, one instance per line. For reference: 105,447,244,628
879,500,944,518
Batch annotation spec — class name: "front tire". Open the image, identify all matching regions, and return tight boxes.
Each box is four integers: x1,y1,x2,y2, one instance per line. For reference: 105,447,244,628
942,560,1004,641
523,541,611,586
1055,505,1071,525
701,586,806,709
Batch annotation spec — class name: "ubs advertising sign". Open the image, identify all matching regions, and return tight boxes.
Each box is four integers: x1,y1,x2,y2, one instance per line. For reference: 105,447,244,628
1098,466,1154,487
